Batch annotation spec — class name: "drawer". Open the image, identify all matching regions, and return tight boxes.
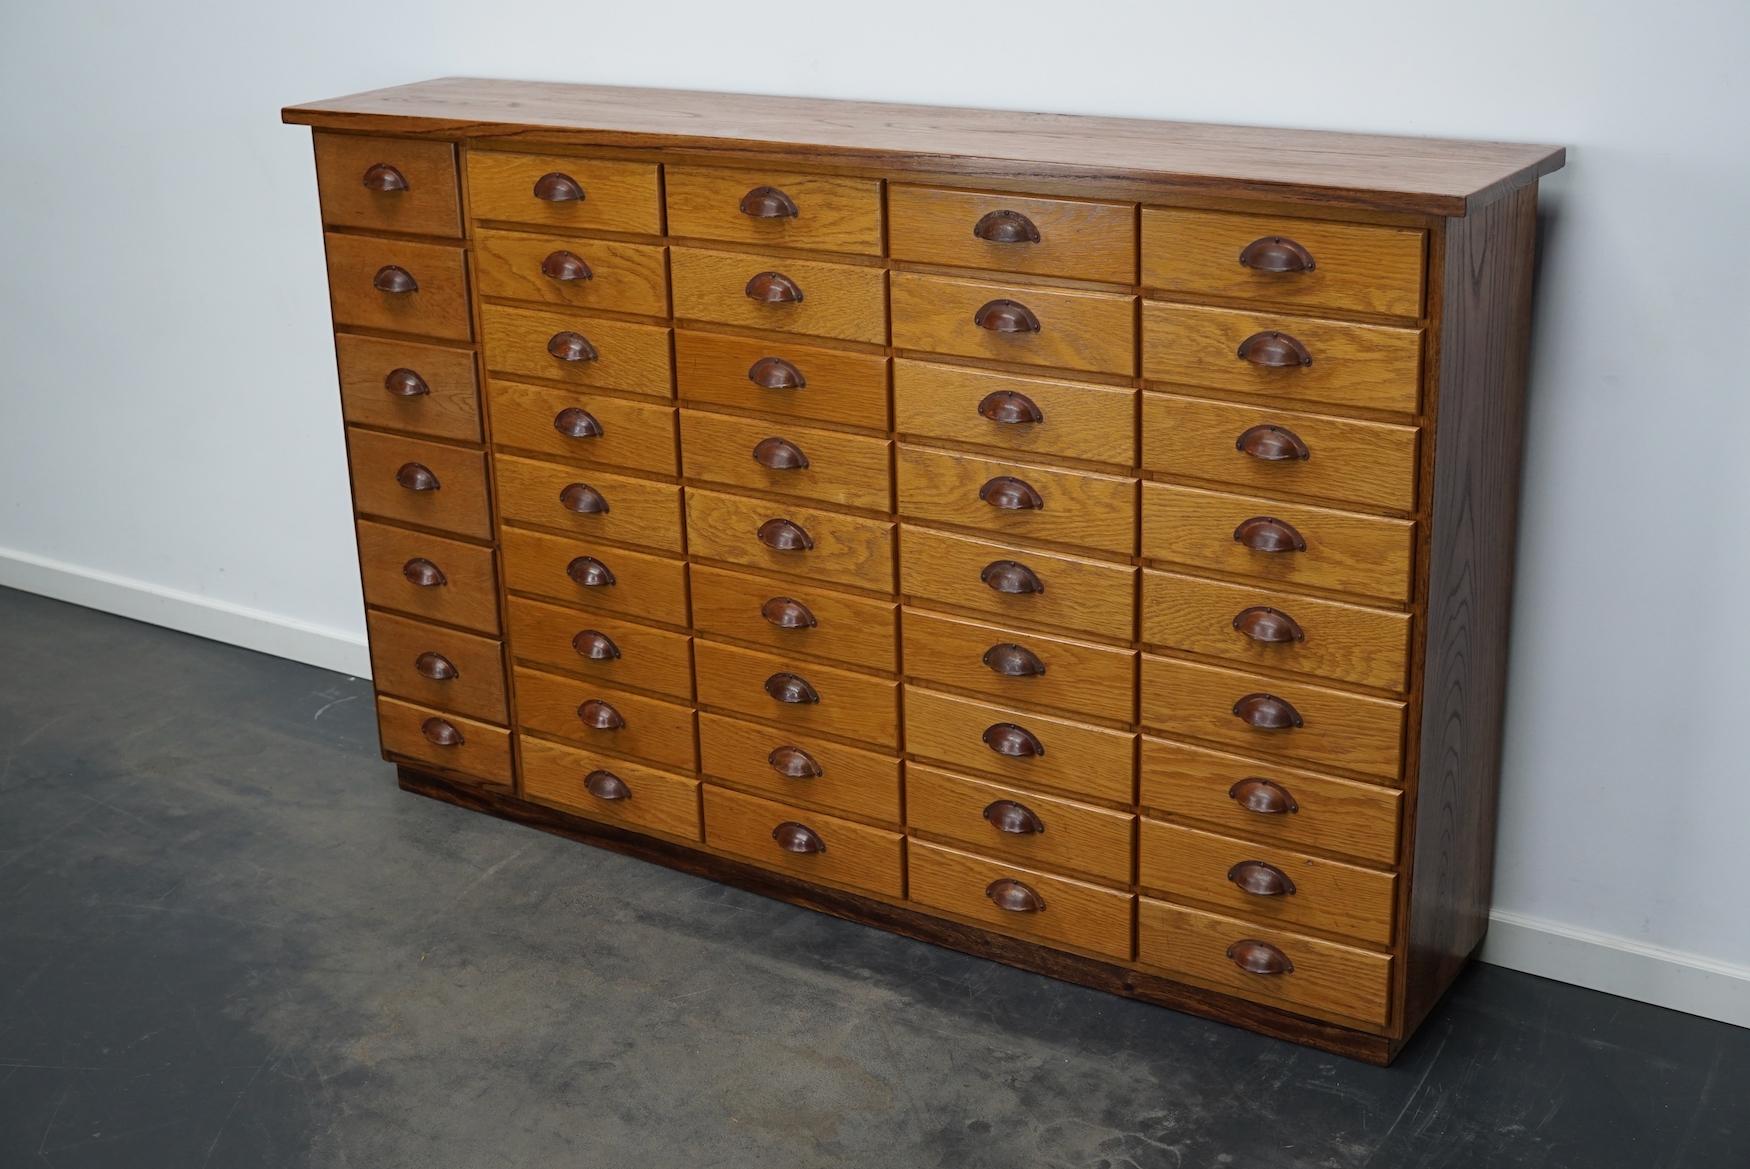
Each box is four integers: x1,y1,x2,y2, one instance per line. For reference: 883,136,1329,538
897,445,1136,557
1142,302,1421,416
903,687,1134,804
891,273,1135,377
907,840,1133,961
889,186,1136,284
685,488,894,592
666,166,883,255
520,735,701,842
1140,737,1402,866
689,563,898,673
325,233,471,342
906,764,1134,886
1142,482,1415,603
1142,208,1425,320
506,595,693,702
336,335,480,443
675,330,890,430
679,409,893,511
1141,571,1412,693
355,520,500,634
345,428,491,539
376,695,511,782
699,711,901,824
312,133,460,237
693,639,900,750
1137,898,1392,1027
493,454,684,554
366,610,507,724
899,526,1136,644
670,247,887,345
473,230,668,317
703,785,904,898
901,608,1136,724
1140,655,1406,781
500,525,689,626
1142,393,1420,513
894,360,1136,466
485,380,677,475
479,304,672,397
514,666,697,771
465,151,662,235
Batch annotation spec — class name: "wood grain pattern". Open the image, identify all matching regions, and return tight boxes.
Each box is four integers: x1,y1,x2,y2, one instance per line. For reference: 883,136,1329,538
492,453,684,553
894,360,1136,466
345,427,492,539
906,840,1133,961
679,408,893,511
519,734,702,841
685,487,895,592
689,563,898,672
313,132,460,237
903,687,1135,804
479,303,672,396
899,525,1136,643
514,666,697,771
898,445,1137,557
906,763,1134,885
889,186,1135,283
901,607,1136,724
485,379,678,473
325,233,471,341
892,272,1135,376
693,638,900,749
465,150,662,234
473,229,668,316
376,695,512,780
366,610,508,724
337,334,480,442
674,328,890,429
699,711,901,824
670,247,887,345
355,520,500,634
506,595,694,701
499,524,689,626
703,785,904,898
666,166,883,255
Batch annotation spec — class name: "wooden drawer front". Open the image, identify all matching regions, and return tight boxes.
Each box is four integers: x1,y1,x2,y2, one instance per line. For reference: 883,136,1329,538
337,335,479,442
670,247,887,345
520,735,701,842
901,608,1135,724
666,167,883,255
366,611,507,724
703,786,903,898
345,428,491,539
485,380,677,474
499,526,688,626
1141,655,1405,781
1142,208,1425,319
907,764,1134,886
685,488,894,592
907,841,1133,961
680,409,893,511
889,187,1136,284
376,696,511,782
891,273,1135,377
1143,302,1421,416
514,667,697,771
903,688,1134,804
465,151,662,235
690,564,898,673
474,230,668,317
1140,737,1401,866
1142,483,1414,603
699,712,901,824
480,304,672,396
313,133,460,238
1142,393,1420,514
694,639,899,750
894,361,1136,466
1138,898,1392,1027
675,330,889,430
493,454,684,554
899,527,1136,643
506,596,693,702
356,521,500,634
325,233,471,342
897,446,1136,557
1142,571,1412,693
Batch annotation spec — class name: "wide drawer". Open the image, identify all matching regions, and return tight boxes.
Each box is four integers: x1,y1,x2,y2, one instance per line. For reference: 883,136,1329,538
479,303,672,396
493,454,684,554
473,230,668,317
670,247,887,345
499,525,689,626
903,687,1134,804
693,639,900,750
685,488,895,592
355,520,499,634
689,563,898,673
907,840,1133,961
891,272,1135,377
703,785,904,898
679,409,893,511
520,735,702,842
345,428,491,539
889,187,1136,284
898,526,1136,643
901,608,1136,724
506,595,693,702
666,166,883,255
465,151,662,234
514,666,697,771
325,233,471,342
674,330,889,430
376,695,511,782
698,711,901,824
906,764,1134,886
485,380,677,474
897,445,1136,557
366,610,507,724
894,361,1136,466
313,133,460,238
336,335,479,442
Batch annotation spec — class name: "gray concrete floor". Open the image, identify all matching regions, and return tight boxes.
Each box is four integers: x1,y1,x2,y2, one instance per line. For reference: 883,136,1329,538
1,586,1745,1168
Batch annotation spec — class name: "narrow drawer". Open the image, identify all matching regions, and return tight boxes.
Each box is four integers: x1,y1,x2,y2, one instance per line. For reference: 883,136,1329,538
465,151,662,234
693,639,900,750
906,764,1134,886
703,785,904,898
376,695,511,782
901,608,1136,724
366,610,507,724
898,526,1136,643
479,304,672,397
1140,655,1406,781
675,330,889,430
473,230,668,317
907,840,1133,961
897,445,1136,557
520,735,701,842
514,666,697,771
903,688,1134,804
336,335,479,442
690,563,898,673
313,133,460,237
891,272,1135,377
345,428,491,539
355,521,499,634
680,409,893,511
485,380,677,474
499,526,689,626
493,454,684,554
666,166,883,255
685,488,894,592
889,187,1136,283
699,711,901,824
1142,482,1415,603
670,247,887,345
894,360,1136,466
325,233,471,342
506,595,693,702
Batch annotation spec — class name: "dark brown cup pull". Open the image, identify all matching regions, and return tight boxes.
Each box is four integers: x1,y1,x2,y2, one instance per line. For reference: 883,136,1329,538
414,651,457,682
983,722,1044,758
757,518,813,553
980,560,1044,595
584,770,631,801
1238,236,1316,273
1237,331,1314,368
553,408,602,439
739,185,799,219
576,699,624,730
1232,692,1304,731
1236,424,1310,462
1232,606,1305,644
985,878,1045,913
571,630,621,661
361,162,408,193
559,483,609,514
566,556,616,587
402,558,446,587
1229,777,1300,815
1227,939,1294,976
982,799,1045,835
1233,516,1307,554
764,672,820,704
761,597,817,630
745,271,804,304
972,209,1042,244
1228,860,1298,897
974,299,1041,334
540,250,593,282
772,821,825,854
533,172,584,202
752,437,809,470
395,462,440,492
768,746,823,779
383,368,429,398
982,643,1046,678
372,265,417,295
980,476,1044,511
977,390,1044,425
548,331,598,363
747,357,805,390
420,717,462,747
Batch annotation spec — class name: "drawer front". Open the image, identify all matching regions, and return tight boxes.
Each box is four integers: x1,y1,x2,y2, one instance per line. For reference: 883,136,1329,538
506,595,693,702
345,428,491,539
679,409,893,511
366,611,507,724
690,563,898,673
891,272,1135,377
699,712,901,824
1142,570,1412,693
889,186,1136,283
493,454,684,554
907,841,1133,961
899,526,1136,643
1141,655,1405,780
693,639,900,750
903,687,1134,804
670,247,887,345
325,233,471,342
674,330,889,430
473,230,668,317
703,785,904,898
480,304,672,396
1137,898,1392,1027
336,335,480,442
894,360,1136,466
906,764,1134,886
685,488,895,592
520,735,701,842
465,151,662,234
898,445,1136,557
499,526,689,626
485,380,677,474
376,695,511,782
313,133,460,238
1142,482,1415,603
901,608,1136,724
1143,302,1421,415
514,666,697,771
666,166,883,255
355,520,500,634
1142,208,1425,319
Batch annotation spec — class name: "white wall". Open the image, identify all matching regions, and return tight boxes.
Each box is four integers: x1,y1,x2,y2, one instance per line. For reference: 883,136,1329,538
3,1,1747,1022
